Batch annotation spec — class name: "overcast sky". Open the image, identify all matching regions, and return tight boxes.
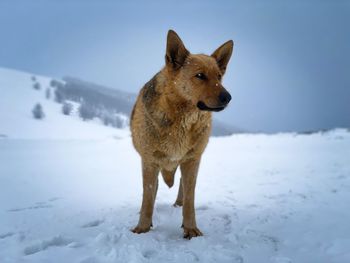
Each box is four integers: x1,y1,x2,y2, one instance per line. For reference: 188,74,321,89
0,0,349,132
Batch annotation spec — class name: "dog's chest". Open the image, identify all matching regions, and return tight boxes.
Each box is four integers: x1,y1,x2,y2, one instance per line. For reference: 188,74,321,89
158,111,208,158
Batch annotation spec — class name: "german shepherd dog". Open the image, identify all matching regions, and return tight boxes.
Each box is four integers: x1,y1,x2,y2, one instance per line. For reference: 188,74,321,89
131,30,233,239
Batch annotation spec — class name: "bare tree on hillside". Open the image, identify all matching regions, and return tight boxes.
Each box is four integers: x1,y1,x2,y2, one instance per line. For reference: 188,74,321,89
45,88,51,99
32,103,45,119
62,102,73,115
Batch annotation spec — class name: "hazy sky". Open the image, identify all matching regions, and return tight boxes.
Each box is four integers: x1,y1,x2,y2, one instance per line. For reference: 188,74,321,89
0,0,349,132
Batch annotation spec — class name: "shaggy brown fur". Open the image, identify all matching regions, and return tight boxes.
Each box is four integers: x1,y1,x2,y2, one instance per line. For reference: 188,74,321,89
131,30,233,239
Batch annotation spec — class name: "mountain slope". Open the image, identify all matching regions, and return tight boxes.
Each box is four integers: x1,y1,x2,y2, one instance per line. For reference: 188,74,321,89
62,77,136,116
0,68,128,139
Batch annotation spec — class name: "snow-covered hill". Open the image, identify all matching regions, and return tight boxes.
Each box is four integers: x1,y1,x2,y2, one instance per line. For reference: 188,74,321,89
0,68,129,139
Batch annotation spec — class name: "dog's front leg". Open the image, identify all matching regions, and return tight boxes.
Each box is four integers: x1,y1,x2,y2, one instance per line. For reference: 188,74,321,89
132,161,159,234
180,158,203,239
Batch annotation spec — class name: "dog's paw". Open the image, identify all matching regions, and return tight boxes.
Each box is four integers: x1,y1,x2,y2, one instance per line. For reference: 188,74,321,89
183,226,203,239
131,225,151,234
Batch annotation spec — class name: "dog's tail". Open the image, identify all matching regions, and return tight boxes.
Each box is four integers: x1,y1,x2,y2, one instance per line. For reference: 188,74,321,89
161,167,178,188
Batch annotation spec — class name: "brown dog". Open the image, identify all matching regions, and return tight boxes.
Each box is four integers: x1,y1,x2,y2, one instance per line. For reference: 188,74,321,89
130,30,233,239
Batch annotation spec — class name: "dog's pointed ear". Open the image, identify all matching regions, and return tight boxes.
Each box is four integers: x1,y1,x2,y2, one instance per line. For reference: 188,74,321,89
165,30,189,70
211,40,234,74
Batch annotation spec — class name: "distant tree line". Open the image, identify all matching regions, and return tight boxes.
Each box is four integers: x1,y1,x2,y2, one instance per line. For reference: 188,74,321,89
49,78,130,128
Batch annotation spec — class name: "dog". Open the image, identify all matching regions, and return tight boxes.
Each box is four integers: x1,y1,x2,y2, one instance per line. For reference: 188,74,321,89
130,30,233,239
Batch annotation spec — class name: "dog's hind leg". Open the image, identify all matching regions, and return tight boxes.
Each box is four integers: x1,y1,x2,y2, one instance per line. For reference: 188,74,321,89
132,161,159,234
174,177,183,207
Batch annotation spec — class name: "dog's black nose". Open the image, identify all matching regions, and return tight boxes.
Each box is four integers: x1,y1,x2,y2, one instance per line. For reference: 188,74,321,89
218,91,232,105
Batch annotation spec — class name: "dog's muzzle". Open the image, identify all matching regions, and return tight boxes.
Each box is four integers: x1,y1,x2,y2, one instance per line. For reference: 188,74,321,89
197,91,231,112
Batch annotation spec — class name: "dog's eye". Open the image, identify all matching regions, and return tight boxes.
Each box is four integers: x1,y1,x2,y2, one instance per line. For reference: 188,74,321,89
195,73,206,80
218,74,222,81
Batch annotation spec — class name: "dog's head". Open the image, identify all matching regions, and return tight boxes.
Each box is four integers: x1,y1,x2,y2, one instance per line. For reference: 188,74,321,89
165,30,233,112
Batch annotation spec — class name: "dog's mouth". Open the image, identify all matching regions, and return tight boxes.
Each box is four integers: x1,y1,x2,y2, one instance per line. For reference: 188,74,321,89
197,101,226,112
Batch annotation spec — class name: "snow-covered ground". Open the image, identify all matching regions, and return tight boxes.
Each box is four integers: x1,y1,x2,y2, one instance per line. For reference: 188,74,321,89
1,67,350,262
1,130,349,263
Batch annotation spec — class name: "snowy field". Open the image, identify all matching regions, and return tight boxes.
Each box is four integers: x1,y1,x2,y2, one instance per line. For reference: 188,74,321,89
1,130,350,263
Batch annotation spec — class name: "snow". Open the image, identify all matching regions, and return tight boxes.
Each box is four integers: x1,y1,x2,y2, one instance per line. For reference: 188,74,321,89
0,130,349,262
1,68,350,262
0,67,129,140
